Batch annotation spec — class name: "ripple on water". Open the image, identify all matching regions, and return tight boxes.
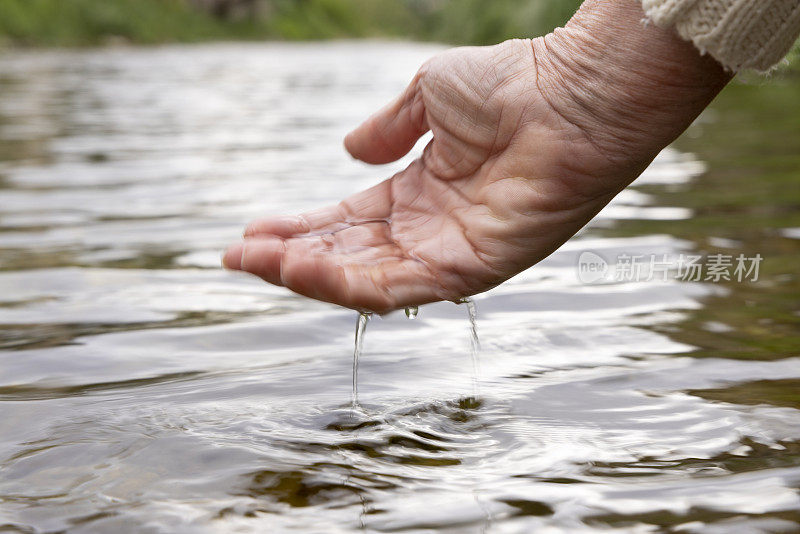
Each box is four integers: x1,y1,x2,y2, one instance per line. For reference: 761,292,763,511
0,42,799,533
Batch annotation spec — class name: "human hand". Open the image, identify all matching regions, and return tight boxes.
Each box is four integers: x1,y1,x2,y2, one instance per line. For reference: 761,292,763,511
223,1,730,314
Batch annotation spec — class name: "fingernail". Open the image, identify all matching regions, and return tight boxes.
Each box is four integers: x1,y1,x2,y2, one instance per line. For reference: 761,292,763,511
222,243,244,270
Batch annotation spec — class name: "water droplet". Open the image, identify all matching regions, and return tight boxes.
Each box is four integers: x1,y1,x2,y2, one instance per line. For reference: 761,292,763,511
405,306,418,319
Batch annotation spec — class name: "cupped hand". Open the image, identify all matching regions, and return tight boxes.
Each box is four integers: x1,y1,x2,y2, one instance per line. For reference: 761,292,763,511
223,15,728,313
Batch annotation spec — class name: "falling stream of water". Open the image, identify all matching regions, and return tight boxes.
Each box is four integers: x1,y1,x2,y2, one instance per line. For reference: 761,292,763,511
460,298,481,398
351,312,372,409
351,302,481,408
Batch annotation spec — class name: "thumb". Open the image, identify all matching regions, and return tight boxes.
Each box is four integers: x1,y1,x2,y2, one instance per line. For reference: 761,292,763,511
344,74,429,165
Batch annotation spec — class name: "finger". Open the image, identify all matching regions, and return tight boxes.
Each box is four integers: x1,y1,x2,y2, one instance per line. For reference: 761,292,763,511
279,250,445,313
225,233,445,313
222,242,244,271
244,215,310,238
284,251,394,313
244,179,394,239
223,237,285,286
234,221,393,286
344,73,429,165
232,234,395,312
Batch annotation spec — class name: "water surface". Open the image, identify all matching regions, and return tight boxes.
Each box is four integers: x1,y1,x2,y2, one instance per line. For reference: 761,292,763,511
1,42,799,533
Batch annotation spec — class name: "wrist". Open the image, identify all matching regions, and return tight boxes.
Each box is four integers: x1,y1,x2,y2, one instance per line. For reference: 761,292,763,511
533,0,732,179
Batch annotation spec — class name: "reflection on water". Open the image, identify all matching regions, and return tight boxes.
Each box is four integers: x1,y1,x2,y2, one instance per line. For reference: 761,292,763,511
0,42,798,533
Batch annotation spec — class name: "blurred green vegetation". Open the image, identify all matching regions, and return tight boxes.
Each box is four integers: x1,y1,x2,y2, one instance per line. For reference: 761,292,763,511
431,0,580,45
0,0,581,47
0,0,254,46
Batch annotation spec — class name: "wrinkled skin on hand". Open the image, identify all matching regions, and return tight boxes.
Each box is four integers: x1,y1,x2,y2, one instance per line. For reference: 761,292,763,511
223,31,721,313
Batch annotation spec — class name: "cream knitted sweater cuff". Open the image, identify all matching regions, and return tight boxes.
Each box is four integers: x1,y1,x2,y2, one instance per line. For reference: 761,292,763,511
641,0,800,71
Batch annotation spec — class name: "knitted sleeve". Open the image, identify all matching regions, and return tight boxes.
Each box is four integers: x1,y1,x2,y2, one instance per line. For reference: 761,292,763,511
641,0,800,71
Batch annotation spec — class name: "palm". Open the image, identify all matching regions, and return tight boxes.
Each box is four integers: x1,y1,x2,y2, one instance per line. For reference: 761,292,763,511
224,40,620,313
